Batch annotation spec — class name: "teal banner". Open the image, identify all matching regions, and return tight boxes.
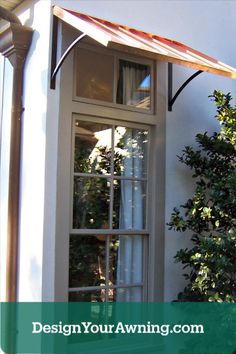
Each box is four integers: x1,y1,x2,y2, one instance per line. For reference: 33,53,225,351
0,303,236,354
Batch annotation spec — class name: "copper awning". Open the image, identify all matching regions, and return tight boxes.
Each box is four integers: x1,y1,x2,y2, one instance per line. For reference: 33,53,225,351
53,5,236,79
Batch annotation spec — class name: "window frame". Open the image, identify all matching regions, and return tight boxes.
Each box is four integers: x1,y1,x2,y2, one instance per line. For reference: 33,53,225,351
69,114,150,302
73,42,155,115
70,114,151,233
52,22,166,303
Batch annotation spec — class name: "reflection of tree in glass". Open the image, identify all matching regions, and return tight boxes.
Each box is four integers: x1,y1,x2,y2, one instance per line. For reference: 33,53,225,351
74,135,97,173
73,176,110,229
69,235,106,301
69,236,106,286
73,145,123,229
71,145,122,301
109,236,120,289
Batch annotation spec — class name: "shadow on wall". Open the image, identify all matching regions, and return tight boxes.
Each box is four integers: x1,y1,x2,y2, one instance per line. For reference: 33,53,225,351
18,0,39,27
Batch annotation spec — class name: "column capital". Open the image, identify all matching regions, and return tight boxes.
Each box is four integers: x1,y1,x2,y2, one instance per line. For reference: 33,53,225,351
0,23,33,67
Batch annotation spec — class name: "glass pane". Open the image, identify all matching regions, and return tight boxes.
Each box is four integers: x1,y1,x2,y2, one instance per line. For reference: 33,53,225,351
109,235,143,286
113,180,146,229
74,120,112,174
69,235,106,288
113,287,142,302
69,288,142,302
73,177,110,229
69,290,105,302
75,47,114,102
116,60,151,109
114,126,148,177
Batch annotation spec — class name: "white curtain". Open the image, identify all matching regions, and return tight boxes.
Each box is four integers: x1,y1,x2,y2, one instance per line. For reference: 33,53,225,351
116,129,144,301
117,60,149,108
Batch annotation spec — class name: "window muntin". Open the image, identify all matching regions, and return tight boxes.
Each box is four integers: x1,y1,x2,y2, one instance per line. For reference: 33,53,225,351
72,119,148,231
68,286,142,302
69,118,149,302
69,234,145,302
74,47,152,111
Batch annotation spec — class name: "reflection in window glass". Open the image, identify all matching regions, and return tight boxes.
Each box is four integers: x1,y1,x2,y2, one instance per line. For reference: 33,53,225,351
113,180,146,229
74,120,112,174
114,126,148,177
75,48,114,102
69,235,107,288
73,177,110,229
116,60,151,109
114,287,142,302
75,49,152,110
69,291,105,302
69,288,142,302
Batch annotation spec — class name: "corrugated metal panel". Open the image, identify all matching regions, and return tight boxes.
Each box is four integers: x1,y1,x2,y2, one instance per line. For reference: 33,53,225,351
53,5,236,79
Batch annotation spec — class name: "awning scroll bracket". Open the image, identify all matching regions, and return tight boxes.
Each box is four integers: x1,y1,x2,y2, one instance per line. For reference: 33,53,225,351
50,15,86,89
168,63,203,111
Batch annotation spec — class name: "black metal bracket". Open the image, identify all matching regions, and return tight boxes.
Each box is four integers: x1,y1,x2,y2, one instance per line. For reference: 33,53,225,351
168,63,203,111
50,15,86,89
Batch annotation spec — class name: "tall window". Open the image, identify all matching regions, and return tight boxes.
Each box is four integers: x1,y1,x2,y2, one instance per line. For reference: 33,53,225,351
69,117,149,302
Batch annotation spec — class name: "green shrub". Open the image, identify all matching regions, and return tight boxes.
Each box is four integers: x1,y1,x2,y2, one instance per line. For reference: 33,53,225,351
168,91,236,302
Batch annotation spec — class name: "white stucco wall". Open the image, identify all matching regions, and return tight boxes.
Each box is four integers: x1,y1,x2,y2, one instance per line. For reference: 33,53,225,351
51,0,236,300
3,0,235,302
15,0,52,301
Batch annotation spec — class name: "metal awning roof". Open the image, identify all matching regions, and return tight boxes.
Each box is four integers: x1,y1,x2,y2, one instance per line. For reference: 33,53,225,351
53,5,236,79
